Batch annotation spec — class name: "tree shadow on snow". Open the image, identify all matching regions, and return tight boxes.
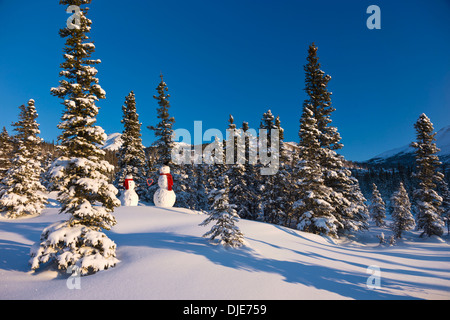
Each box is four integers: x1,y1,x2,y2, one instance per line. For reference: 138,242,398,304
111,231,425,299
273,225,450,273
0,221,51,272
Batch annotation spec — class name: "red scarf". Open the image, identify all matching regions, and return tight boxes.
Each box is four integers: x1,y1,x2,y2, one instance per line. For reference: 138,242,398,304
160,173,173,191
124,178,133,190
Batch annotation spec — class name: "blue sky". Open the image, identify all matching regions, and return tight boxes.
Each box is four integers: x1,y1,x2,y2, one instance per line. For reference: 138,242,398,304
0,0,449,161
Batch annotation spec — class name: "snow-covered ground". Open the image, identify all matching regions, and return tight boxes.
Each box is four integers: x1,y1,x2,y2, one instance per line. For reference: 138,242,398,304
1,192,449,300
368,124,450,163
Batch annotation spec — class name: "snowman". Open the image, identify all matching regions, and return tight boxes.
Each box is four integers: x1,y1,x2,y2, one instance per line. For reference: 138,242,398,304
153,165,176,208
120,174,139,206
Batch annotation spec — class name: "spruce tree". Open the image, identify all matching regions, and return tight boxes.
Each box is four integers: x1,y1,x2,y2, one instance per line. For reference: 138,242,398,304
411,114,445,237
225,114,237,167
199,175,245,248
114,91,148,199
300,43,368,234
439,181,450,235
147,75,177,203
174,163,198,209
258,111,291,225
273,115,294,226
40,151,55,191
0,127,13,182
260,110,276,137
240,121,260,220
274,115,285,157
369,183,386,227
148,74,175,167
227,114,236,130
303,43,342,150
227,163,252,217
225,115,254,220
30,0,120,275
195,163,209,211
0,100,48,218
390,182,415,239
204,135,226,191
259,110,278,223
326,160,369,234
294,106,341,237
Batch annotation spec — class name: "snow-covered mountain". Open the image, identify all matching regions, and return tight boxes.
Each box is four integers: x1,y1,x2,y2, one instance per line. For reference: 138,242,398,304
366,125,450,166
1,192,449,300
102,133,123,151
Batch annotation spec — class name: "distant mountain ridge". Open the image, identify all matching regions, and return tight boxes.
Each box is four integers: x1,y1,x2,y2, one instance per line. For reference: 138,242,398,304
102,133,123,151
365,125,450,166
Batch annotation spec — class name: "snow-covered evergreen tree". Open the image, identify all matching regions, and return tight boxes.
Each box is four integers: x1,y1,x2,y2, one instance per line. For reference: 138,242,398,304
439,181,450,235
388,235,396,246
203,135,226,191
30,0,120,275
227,162,255,219
0,100,48,218
199,175,245,248
325,158,369,234
390,182,415,239
300,43,368,234
259,110,279,223
0,127,13,182
40,151,55,191
147,74,177,203
292,44,369,236
148,74,175,167
114,91,148,199
260,110,276,134
225,115,255,220
273,115,295,226
294,106,341,237
369,183,386,227
195,164,209,211
411,113,445,237
258,111,292,225
303,43,342,151
240,121,260,220
376,232,386,245
174,163,199,209
227,114,236,130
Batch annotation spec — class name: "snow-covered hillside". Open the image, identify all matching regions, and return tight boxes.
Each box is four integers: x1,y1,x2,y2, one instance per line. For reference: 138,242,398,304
367,125,450,165
1,193,449,300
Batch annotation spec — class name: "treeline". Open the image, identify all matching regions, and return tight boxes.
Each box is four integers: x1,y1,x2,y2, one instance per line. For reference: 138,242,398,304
353,163,450,208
